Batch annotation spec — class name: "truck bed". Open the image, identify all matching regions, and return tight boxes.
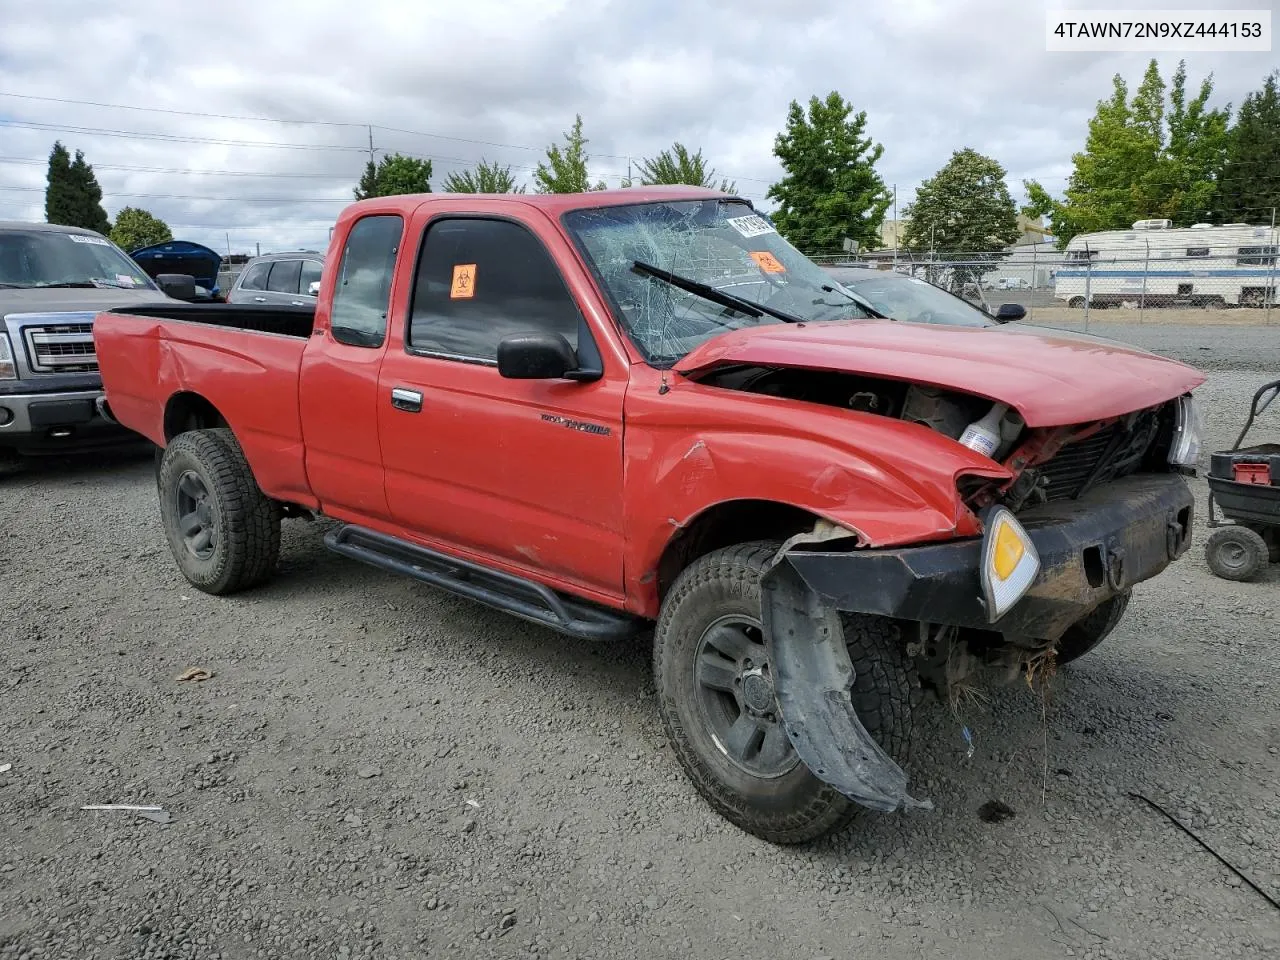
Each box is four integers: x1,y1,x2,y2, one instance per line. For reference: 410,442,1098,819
93,304,316,506
104,303,315,338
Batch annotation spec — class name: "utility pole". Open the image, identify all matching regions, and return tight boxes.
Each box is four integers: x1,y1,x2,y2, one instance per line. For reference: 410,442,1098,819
368,126,376,167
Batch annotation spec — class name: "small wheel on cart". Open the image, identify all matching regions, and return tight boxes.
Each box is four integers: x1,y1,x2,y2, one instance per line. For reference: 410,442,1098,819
1205,526,1269,582
1244,524,1280,564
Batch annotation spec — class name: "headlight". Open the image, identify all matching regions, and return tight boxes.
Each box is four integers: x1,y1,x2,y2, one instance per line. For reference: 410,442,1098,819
980,506,1040,622
0,333,16,380
1168,394,1203,470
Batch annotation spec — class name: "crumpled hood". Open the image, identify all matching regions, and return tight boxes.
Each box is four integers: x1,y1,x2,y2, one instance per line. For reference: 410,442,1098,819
673,319,1206,428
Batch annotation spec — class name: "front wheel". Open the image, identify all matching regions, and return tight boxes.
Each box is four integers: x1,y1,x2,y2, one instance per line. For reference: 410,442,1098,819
654,541,915,844
157,428,282,595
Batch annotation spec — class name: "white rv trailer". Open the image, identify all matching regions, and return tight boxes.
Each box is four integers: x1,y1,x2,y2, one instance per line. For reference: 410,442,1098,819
1053,219,1279,308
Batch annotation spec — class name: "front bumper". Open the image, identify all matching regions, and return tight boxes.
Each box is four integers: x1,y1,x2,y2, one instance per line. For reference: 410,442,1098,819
772,472,1194,640
757,473,1194,815
0,388,140,455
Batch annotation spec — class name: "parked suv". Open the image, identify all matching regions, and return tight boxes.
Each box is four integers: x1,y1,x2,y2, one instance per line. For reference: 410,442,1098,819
1,221,175,459
225,251,324,306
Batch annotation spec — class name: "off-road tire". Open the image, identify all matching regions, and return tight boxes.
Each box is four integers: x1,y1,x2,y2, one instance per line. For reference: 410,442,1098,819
1205,526,1269,582
157,428,281,595
1053,591,1131,665
654,540,916,845
1244,524,1280,564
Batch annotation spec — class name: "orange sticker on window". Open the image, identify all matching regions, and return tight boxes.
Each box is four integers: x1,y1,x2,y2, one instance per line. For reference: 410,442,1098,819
450,263,476,299
749,251,786,274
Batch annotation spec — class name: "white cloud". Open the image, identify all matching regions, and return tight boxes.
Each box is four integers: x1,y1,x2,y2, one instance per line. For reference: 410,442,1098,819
1,0,1274,253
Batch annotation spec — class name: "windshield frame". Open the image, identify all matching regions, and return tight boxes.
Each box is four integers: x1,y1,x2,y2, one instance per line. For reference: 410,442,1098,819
823,266,997,328
560,198,875,368
0,228,160,292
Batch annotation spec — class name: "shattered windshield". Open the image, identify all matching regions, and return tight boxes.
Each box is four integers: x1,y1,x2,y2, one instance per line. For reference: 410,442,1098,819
0,229,156,290
562,199,873,365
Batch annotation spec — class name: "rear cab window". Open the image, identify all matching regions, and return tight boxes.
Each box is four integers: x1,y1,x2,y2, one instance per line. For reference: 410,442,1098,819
328,215,403,348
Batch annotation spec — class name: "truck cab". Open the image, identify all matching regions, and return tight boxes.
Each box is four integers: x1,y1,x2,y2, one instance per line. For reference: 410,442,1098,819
0,221,175,459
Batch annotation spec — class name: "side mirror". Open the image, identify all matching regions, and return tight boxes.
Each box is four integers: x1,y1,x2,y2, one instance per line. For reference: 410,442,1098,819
497,332,577,379
995,303,1026,322
307,281,321,297
156,273,198,302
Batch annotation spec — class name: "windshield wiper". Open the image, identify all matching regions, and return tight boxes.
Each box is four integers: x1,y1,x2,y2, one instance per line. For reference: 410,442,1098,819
32,281,100,289
632,260,805,324
820,283,888,319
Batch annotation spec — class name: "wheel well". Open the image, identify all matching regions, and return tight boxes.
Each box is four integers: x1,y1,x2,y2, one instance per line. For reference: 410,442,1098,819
164,392,228,441
656,500,823,601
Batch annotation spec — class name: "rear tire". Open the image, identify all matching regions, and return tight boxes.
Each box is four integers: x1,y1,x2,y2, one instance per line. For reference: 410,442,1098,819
1054,591,1130,665
654,541,915,844
157,428,281,595
1244,524,1280,563
1205,526,1268,582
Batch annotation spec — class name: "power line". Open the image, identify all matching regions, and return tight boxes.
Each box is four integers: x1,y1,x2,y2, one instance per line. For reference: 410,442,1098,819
0,120,368,152
0,185,351,202
0,156,350,179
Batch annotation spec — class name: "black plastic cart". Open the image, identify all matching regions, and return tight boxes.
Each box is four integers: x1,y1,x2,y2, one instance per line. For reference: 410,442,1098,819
1204,378,1280,581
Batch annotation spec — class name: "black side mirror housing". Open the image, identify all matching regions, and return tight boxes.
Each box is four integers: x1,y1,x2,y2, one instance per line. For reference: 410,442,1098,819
497,332,579,380
156,273,199,302
995,302,1026,322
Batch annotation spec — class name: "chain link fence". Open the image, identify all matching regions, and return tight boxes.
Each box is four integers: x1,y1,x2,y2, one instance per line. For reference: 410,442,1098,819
801,232,1280,328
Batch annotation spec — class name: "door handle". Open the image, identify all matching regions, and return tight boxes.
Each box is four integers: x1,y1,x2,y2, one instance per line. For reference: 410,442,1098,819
253,296,267,302
391,387,423,413
290,300,304,306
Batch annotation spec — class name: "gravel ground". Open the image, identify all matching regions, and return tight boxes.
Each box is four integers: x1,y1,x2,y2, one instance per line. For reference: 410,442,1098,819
2,327,1278,960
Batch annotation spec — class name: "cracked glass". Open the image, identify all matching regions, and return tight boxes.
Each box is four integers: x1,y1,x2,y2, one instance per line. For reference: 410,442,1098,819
562,199,872,366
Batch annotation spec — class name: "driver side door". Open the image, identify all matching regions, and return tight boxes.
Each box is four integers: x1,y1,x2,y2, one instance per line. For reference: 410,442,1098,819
376,210,627,602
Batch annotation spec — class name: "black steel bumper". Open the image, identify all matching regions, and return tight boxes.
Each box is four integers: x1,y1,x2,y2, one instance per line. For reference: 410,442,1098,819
772,472,1194,640
757,473,1194,815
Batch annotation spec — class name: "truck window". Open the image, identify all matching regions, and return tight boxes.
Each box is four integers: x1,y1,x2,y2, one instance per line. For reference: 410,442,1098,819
407,217,580,362
267,259,302,294
300,259,323,294
329,214,403,348
239,262,270,291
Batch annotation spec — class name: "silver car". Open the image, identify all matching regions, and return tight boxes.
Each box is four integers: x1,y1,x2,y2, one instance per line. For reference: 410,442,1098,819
226,251,324,306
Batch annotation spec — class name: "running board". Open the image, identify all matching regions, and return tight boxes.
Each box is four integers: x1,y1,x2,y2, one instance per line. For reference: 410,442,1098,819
323,525,645,641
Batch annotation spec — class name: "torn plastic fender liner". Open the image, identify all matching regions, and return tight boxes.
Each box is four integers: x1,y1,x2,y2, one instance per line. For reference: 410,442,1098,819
759,553,932,813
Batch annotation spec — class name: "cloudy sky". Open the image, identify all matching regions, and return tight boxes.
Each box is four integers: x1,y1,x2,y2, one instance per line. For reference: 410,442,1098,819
0,0,1275,255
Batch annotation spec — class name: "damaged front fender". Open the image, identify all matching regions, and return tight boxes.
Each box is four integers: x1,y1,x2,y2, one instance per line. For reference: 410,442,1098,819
759,552,932,813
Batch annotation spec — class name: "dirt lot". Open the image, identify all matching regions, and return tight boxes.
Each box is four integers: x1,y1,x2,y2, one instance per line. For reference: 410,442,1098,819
2,325,1278,960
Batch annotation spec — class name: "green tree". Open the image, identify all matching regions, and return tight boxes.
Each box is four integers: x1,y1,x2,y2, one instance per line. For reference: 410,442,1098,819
1218,71,1280,223
533,115,606,193
109,207,173,251
353,153,433,200
45,141,111,233
636,142,736,192
766,92,891,253
902,148,1022,289
1024,59,1231,244
441,159,525,193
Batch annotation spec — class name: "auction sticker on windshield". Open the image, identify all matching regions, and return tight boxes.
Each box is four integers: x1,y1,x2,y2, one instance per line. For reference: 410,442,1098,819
749,251,786,273
727,214,775,239
67,234,110,246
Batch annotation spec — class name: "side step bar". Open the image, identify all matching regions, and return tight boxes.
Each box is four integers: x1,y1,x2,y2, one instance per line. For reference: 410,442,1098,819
324,524,646,641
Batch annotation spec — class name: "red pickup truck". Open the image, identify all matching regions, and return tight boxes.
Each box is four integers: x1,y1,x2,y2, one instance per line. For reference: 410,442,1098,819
94,187,1205,843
